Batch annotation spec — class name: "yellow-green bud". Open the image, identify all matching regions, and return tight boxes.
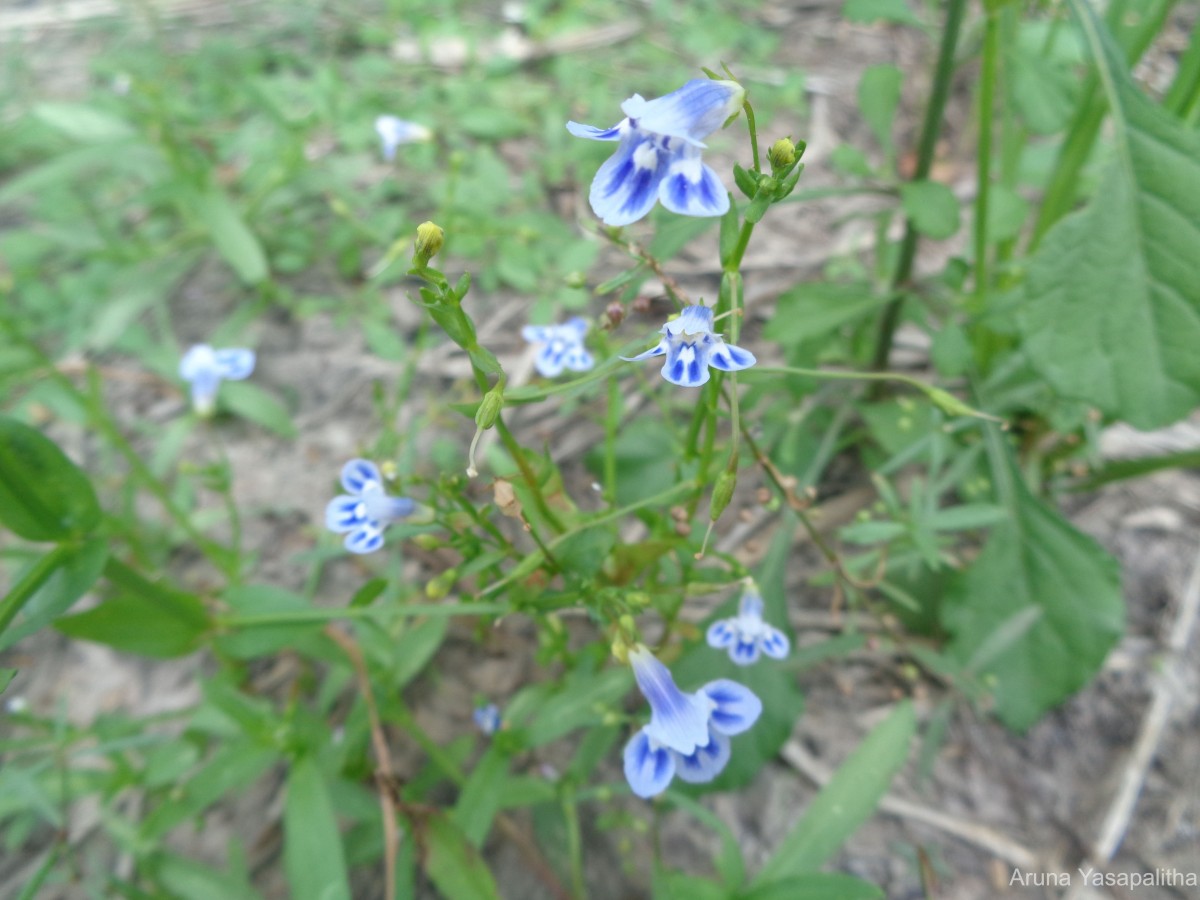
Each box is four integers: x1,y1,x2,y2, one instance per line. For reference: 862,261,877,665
475,386,503,431
425,568,458,600
413,221,444,266
709,469,737,523
768,137,797,171
618,614,636,637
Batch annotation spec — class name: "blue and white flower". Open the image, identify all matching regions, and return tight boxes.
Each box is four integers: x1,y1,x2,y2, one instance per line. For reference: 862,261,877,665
567,78,744,226
622,304,756,387
707,584,790,666
622,644,762,798
179,344,255,416
324,459,415,554
374,115,432,161
521,317,595,378
473,703,501,736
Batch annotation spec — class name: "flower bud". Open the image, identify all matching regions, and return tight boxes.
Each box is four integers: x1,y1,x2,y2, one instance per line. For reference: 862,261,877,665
413,221,444,266
475,385,503,430
709,469,737,523
768,137,797,172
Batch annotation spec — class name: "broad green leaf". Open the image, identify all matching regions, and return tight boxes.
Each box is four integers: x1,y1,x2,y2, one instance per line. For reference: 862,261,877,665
653,871,731,900
1006,39,1080,134
858,66,902,158
88,254,200,350
899,181,960,239
216,585,322,659
150,852,264,900
0,538,108,651
193,189,269,284
507,655,632,747
763,283,891,345
33,102,135,142
389,615,449,690
842,0,922,27
55,566,210,658
140,741,277,839
284,757,351,900
219,382,297,437
941,449,1123,729
0,416,101,541
739,873,883,900
0,669,15,694
1018,5,1200,428
985,185,1031,243
422,813,502,900
452,745,509,847
0,143,162,203
753,702,915,883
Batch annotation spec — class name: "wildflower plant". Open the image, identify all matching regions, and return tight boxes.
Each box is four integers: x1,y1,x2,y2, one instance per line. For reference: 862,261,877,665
3,0,1192,895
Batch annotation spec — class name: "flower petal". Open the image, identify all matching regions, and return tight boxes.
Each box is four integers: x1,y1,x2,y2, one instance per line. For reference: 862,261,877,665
179,344,216,381
630,646,713,755
701,679,763,736
620,338,668,362
760,626,790,660
535,343,568,378
706,619,737,649
325,495,368,534
563,344,594,372
362,488,415,524
676,304,715,335
562,317,589,341
659,154,729,218
738,589,765,620
730,638,761,667
187,368,220,415
341,459,383,495
344,523,385,554
566,120,625,141
473,703,501,735
522,325,555,343
673,731,731,784
661,340,710,387
589,135,668,227
620,79,745,144
623,729,676,798
213,348,256,381
708,341,757,372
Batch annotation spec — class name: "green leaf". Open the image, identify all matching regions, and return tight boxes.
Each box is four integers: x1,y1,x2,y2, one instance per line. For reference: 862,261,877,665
763,283,891,345
422,813,502,900
55,564,210,658
284,757,351,900
1018,5,1200,428
1007,41,1080,134
452,746,509,847
215,585,322,659
0,417,102,542
739,873,883,900
0,669,15,694
0,538,108,651
653,870,732,900
32,102,135,142
193,189,269,284
858,65,902,158
941,448,1124,729
899,181,960,239
752,702,915,884
843,0,922,28
219,382,297,437
389,615,449,690
150,852,264,900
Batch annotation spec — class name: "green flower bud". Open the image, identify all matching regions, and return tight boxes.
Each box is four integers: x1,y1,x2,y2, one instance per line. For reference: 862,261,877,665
709,469,737,523
768,137,796,172
475,385,504,431
413,221,444,266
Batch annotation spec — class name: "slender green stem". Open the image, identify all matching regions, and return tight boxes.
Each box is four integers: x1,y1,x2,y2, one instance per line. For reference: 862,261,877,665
744,100,761,173
561,790,587,900
869,0,969,377
0,545,71,635
974,8,999,304
218,601,508,628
